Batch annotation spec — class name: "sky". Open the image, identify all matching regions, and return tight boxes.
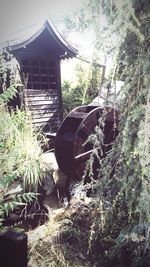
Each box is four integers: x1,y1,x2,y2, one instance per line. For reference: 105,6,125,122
0,0,113,82
0,0,98,83
0,0,92,81
0,0,82,42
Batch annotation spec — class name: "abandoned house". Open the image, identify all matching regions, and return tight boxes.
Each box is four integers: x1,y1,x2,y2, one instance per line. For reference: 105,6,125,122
2,19,78,133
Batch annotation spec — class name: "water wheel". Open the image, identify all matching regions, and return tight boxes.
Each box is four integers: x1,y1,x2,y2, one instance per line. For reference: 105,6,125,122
55,105,118,180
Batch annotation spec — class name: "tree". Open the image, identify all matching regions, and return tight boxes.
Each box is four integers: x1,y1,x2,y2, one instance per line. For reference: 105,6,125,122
63,0,150,265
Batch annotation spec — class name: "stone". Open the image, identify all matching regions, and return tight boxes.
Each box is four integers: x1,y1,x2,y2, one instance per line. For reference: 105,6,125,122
42,173,56,196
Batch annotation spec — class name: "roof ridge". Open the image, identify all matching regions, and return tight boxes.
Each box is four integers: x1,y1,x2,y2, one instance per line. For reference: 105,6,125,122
1,19,78,58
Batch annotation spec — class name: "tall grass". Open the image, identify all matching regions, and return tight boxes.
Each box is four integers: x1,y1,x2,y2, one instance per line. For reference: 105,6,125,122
0,49,50,227
0,106,46,191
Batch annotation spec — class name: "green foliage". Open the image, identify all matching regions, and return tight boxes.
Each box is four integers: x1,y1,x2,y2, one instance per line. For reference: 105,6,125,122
62,80,83,116
0,106,41,227
62,62,101,116
0,189,37,228
66,0,150,265
0,105,46,190
0,50,49,229
0,86,17,104
63,0,94,33
25,2,150,265
0,50,20,93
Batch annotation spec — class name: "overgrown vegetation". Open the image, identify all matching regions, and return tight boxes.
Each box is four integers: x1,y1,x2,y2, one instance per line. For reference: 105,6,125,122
0,51,49,229
76,0,150,266
1,1,150,266
52,0,150,266
62,60,102,116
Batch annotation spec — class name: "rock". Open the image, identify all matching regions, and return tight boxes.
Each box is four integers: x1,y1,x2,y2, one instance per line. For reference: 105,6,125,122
27,259,37,267
4,182,23,200
43,195,60,212
40,152,59,197
41,152,58,171
53,169,69,200
8,212,20,222
42,173,56,196
27,224,48,244
4,184,23,196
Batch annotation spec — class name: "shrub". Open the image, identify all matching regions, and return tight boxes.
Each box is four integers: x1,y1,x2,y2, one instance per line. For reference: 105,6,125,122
0,50,49,228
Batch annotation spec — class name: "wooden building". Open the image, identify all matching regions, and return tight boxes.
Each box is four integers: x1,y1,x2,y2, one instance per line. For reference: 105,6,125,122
3,20,78,133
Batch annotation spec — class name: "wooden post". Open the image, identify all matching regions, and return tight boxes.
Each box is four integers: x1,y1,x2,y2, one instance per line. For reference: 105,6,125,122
0,228,27,267
18,85,25,109
56,59,63,122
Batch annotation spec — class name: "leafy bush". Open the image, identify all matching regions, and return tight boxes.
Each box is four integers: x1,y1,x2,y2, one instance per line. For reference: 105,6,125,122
0,50,49,228
62,80,84,116
62,62,101,116
0,107,46,190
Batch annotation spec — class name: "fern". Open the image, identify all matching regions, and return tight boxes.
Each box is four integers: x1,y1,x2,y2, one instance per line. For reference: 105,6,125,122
0,174,17,187
0,86,17,104
0,192,38,228
0,49,50,229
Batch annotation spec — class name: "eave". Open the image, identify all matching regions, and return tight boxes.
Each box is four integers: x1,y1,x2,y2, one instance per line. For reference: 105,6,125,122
2,20,78,59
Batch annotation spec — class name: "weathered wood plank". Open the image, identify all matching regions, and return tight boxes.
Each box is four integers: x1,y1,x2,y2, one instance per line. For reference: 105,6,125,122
25,81,57,85
26,100,59,106
24,89,58,95
32,112,59,119
32,117,55,123
27,104,59,110
32,119,60,127
23,87,60,131
31,109,58,115
25,93,58,98
25,96,58,101
31,74,55,77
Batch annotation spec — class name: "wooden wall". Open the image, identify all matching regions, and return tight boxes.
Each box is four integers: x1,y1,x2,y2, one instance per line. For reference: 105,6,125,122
24,89,60,132
20,57,62,133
